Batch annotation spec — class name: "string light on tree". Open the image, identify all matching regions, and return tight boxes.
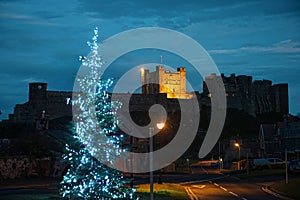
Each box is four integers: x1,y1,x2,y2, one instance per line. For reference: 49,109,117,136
59,28,137,199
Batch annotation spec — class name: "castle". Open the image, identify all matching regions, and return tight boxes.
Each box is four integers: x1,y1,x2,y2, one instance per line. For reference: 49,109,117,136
203,73,289,116
3,66,289,125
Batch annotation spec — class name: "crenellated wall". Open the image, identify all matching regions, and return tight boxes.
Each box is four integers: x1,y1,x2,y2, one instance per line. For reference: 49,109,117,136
203,73,288,116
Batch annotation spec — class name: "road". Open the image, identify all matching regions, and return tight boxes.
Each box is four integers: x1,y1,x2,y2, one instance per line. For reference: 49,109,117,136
0,169,287,199
180,169,284,200
130,168,285,199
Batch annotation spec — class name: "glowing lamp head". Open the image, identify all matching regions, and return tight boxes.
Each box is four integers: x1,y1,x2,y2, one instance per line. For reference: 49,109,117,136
156,122,165,130
234,143,240,147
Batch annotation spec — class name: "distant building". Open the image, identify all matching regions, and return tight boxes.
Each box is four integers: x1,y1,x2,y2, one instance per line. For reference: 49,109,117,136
258,124,281,158
203,73,289,116
279,121,300,153
257,120,300,158
141,66,193,99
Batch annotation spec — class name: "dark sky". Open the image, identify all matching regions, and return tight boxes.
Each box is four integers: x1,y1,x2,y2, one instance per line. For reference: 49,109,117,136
0,0,300,120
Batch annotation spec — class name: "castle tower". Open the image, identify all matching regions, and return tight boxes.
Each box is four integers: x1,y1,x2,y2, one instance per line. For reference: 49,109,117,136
178,67,186,96
29,83,47,120
270,84,289,114
141,66,192,99
29,83,47,102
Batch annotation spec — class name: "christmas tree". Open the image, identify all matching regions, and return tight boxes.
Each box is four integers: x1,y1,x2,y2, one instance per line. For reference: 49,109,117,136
60,28,137,199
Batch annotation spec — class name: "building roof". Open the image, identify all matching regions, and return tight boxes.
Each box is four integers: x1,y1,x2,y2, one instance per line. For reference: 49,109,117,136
260,124,277,140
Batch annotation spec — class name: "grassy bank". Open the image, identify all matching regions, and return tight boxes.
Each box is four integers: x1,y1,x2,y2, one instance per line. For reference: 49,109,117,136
270,178,300,199
136,183,189,200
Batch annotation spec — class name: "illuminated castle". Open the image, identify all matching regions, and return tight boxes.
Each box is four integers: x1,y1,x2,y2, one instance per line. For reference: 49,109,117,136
141,66,193,99
3,70,289,125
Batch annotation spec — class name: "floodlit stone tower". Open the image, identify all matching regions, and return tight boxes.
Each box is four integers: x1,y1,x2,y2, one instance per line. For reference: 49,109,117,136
141,66,192,99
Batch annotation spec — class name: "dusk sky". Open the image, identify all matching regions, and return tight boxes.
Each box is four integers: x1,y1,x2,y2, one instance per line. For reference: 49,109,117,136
0,0,300,121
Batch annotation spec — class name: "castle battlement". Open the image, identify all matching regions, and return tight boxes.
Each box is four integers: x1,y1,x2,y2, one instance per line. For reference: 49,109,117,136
203,73,288,116
141,66,193,99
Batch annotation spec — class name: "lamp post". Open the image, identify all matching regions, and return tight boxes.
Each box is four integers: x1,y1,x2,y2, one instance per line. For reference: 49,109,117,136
156,122,164,184
130,135,134,188
234,143,241,170
149,122,165,200
186,158,190,174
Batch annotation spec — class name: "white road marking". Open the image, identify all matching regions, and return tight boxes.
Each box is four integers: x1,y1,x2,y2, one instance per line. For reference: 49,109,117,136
212,181,247,199
220,186,228,191
229,191,239,197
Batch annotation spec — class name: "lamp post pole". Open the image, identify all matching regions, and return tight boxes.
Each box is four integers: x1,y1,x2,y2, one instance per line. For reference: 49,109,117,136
235,143,241,170
149,127,154,200
130,135,134,188
157,122,164,184
149,122,165,200
285,148,288,184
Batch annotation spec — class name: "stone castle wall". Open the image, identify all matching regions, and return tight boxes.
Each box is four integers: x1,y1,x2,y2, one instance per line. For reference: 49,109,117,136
6,71,289,124
9,83,72,123
203,73,288,116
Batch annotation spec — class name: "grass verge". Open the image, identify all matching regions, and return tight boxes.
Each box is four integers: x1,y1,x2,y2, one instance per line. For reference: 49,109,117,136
270,178,300,199
136,183,189,200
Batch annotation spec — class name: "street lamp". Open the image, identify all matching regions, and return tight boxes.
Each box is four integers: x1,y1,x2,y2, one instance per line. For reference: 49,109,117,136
149,122,165,200
234,142,241,170
156,122,164,130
